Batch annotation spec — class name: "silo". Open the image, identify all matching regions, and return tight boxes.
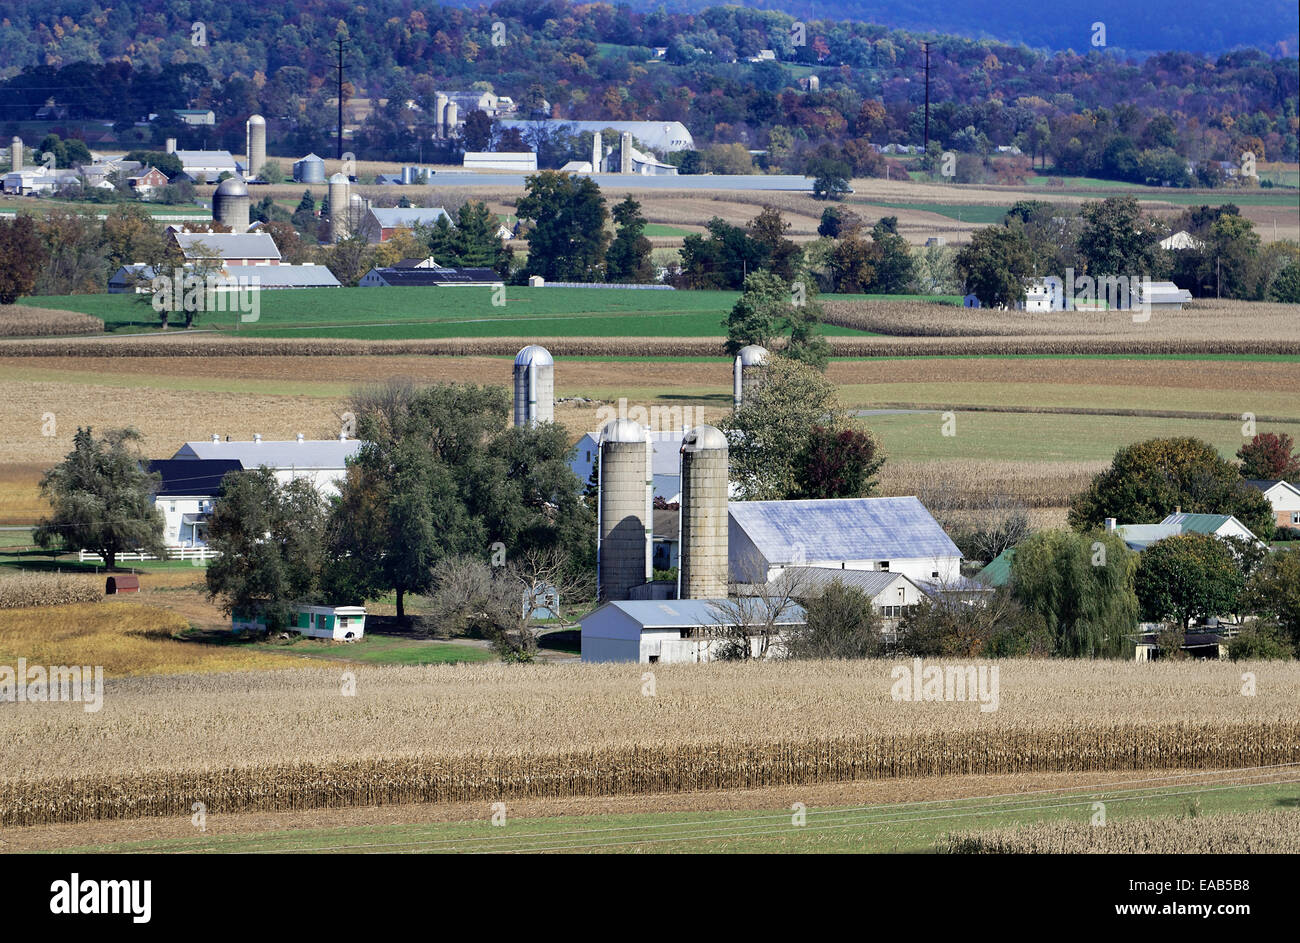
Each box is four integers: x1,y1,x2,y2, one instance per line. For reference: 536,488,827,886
512,345,554,427
444,101,459,137
434,93,449,138
10,137,21,172
590,131,601,173
598,419,652,602
677,425,729,600
294,153,325,184
245,115,266,179
165,137,177,154
620,131,633,173
212,176,250,232
733,344,769,412
328,172,351,242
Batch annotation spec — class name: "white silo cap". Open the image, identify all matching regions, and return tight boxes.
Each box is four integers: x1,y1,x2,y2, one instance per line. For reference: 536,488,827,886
599,418,645,443
215,176,249,196
682,424,727,451
247,114,266,125
514,344,553,366
328,171,349,183
737,345,769,365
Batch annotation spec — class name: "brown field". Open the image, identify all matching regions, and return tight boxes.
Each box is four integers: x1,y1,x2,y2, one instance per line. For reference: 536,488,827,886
943,810,1300,854
1,659,1297,825
0,767,1228,853
0,306,103,338
0,571,101,608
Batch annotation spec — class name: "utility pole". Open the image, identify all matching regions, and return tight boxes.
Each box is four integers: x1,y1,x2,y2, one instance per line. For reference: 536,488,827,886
333,36,348,161
923,41,932,153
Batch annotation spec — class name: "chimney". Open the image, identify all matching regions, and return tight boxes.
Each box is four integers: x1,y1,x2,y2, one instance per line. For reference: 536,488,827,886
253,433,262,443
1104,518,1116,532
296,432,304,442
211,434,220,443
338,431,347,441
1175,505,1181,515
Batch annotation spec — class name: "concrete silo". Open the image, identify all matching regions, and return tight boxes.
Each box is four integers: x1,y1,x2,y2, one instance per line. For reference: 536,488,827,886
434,93,449,138
597,419,652,602
590,131,601,173
513,345,554,427
245,115,266,179
620,131,633,174
443,101,459,138
328,172,351,242
677,425,729,600
212,176,250,232
10,137,22,172
733,344,769,412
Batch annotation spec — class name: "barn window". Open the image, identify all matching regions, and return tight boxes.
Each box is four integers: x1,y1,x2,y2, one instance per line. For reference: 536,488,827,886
878,561,889,571
932,571,939,579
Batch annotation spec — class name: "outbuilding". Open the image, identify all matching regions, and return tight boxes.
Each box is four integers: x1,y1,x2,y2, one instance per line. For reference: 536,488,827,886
580,598,806,663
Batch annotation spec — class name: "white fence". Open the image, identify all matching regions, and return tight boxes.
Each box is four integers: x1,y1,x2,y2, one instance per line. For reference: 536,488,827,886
78,546,219,564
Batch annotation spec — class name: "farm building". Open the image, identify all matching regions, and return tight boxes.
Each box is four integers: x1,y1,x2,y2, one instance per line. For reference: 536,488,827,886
170,434,361,498
109,261,339,292
1135,280,1193,310
751,566,926,619
652,509,680,571
126,166,169,196
358,207,451,243
580,598,806,663
1109,512,1265,551
233,605,366,640
728,496,963,586
463,151,537,172
497,119,694,153
974,547,1016,587
1243,479,1300,529
146,458,242,548
359,265,498,287
173,231,281,266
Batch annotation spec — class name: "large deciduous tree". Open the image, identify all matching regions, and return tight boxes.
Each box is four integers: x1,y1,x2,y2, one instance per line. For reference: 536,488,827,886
606,195,654,283
0,216,45,304
1134,533,1244,630
34,427,167,571
515,171,609,281
954,224,1034,308
1237,432,1300,483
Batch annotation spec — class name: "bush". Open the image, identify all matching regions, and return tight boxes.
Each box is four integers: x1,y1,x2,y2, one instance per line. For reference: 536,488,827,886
784,581,885,659
1229,622,1295,660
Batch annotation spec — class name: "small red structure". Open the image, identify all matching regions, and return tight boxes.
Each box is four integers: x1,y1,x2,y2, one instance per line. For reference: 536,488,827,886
105,575,140,595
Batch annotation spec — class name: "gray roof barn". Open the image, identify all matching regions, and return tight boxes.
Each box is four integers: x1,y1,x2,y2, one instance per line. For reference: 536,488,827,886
359,266,498,287
172,437,362,469
174,232,281,262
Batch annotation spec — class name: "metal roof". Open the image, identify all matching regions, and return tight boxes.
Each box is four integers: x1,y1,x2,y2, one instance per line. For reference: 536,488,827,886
497,119,695,152
215,264,341,288
1161,512,1232,534
728,497,961,564
597,598,806,628
174,232,281,261
172,438,362,468
362,267,498,286
975,547,1016,587
146,459,242,497
1113,523,1182,551
368,207,450,227
1244,479,1300,497
777,566,913,598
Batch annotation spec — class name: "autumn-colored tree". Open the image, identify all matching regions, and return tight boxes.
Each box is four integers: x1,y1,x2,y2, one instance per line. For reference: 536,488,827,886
792,425,885,499
1069,437,1275,538
1237,432,1300,483
0,216,45,304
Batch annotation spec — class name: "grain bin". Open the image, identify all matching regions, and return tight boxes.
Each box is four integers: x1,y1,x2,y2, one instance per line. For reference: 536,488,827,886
677,424,729,599
598,419,652,602
212,176,250,232
245,114,266,179
733,344,769,412
513,345,554,427
328,172,351,242
294,153,325,184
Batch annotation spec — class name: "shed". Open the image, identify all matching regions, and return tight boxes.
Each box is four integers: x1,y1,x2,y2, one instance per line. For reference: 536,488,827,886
105,574,140,594
580,598,805,663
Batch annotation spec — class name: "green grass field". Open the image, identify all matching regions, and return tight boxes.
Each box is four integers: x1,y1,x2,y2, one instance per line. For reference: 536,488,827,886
247,634,496,666
21,287,881,339
37,775,1297,854
862,202,1010,223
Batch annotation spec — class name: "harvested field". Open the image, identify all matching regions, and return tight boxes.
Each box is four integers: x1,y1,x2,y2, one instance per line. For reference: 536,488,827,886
1,659,1297,825
878,459,1106,510
0,305,102,338
943,810,1300,854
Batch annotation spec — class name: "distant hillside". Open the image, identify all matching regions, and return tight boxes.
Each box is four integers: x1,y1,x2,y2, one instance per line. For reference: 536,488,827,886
548,0,1299,55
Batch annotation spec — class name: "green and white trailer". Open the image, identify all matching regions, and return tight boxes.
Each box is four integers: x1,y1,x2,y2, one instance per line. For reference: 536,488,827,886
232,605,367,640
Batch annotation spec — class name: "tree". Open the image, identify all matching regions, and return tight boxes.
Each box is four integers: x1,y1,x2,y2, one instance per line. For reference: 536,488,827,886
1077,196,1164,277
723,356,849,500
954,224,1034,308
1134,534,1243,630
1207,213,1261,298
448,201,504,268
1069,437,1275,538
710,570,808,660
1237,432,1300,482
724,270,788,353
1241,547,1300,652
1009,530,1138,657
605,195,654,283
784,580,884,659
828,227,876,293
899,587,1049,658
259,160,284,184
0,216,45,304
206,468,326,632
806,156,850,200
792,425,885,499
818,205,860,238
515,171,610,281
868,217,915,293
748,206,802,282
462,109,491,152
33,427,167,570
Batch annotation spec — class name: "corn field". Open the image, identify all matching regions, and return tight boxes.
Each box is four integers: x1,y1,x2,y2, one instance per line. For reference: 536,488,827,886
2,660,1297,826
943,810,1300,854
0,306,103,338
0,572,102,609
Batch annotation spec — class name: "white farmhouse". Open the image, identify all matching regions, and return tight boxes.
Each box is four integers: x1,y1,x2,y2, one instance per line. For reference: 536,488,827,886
1244,480,1300,530
146,458,243,548
170,434,362,498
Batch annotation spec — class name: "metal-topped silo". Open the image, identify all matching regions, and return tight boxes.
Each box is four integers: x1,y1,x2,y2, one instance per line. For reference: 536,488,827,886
294,153,325,184
328,172,351,242
677,424,729,600
598,419,652,602
733,344,769,412
212,176,250,232
513,345,554,427
245,115,266,179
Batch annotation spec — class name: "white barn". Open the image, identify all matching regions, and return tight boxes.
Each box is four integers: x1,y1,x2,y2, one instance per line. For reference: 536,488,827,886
170,434,361,498
580,598,806,664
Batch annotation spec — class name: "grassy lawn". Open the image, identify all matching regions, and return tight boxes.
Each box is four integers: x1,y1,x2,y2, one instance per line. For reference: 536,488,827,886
247,633,496,666
861,202,1010,223
642,223,694,237
39,776,1297,854
21,287,879,339
864,411,1300,462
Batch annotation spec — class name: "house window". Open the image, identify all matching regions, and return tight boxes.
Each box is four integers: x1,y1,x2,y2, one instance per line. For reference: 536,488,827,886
932,571,939,579
1293,512,1300,525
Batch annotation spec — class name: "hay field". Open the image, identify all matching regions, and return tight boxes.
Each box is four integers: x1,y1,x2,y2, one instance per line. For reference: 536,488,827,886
1,659,1296,825
0,306,102,338
0,601,308,677
944,810,1300,854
